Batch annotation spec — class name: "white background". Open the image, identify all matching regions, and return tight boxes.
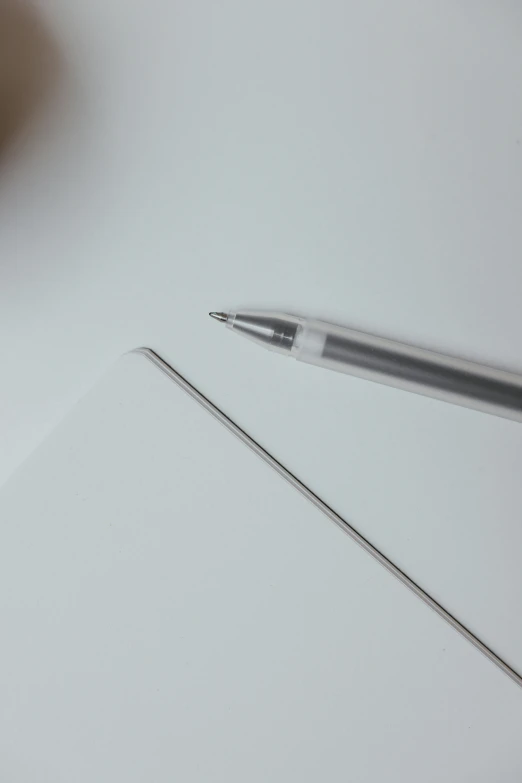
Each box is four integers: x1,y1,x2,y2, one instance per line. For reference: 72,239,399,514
1,0,521,484
1,1,522,772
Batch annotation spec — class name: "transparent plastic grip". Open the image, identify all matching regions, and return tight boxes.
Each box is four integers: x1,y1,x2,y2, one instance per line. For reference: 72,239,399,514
222,311,522,423
292,318,522,424
292,319,328,361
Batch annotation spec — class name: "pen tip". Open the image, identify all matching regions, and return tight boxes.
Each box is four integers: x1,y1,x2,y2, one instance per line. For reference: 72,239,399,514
209,311,228,323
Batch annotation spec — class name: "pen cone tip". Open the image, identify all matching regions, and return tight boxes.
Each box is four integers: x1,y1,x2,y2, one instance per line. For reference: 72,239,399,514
209,311,228,323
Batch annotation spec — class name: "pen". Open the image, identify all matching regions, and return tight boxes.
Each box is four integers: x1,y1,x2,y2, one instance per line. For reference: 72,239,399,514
209,310,522,423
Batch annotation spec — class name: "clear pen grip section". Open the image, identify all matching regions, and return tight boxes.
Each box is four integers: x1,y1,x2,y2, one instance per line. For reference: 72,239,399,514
293,319,391,376
292,318,522,424
292,319,330,364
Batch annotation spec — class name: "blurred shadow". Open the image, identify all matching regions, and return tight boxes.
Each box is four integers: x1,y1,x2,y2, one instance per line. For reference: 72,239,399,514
0,0,61,158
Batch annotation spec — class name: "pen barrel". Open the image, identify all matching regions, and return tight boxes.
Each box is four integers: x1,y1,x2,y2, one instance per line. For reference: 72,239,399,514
293,320,522,423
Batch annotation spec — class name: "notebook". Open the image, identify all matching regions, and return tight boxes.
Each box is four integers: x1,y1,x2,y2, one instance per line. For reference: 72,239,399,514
0,351,521,782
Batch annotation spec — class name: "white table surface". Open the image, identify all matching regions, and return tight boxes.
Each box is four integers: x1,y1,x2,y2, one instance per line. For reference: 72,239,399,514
1,0,522,770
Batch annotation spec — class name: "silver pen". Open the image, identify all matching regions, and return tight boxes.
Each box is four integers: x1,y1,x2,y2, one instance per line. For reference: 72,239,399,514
210,310,522,424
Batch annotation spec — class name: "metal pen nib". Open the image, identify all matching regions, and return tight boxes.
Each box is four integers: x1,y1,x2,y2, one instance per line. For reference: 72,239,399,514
209,312,228,323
